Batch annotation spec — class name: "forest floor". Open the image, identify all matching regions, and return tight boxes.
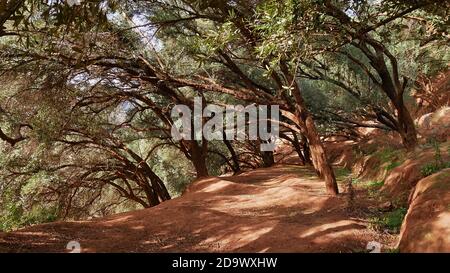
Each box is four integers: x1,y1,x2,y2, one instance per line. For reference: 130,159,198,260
0,164,397,253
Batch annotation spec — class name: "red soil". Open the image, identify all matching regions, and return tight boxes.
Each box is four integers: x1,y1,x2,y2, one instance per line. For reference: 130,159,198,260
0,165,392,253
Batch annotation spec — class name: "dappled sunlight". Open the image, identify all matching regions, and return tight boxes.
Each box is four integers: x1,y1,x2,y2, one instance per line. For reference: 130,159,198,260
0,164,349,252
299,220,365,238
199,224,275,251
199,180,237,193
0,0,448,255
102,215,134,225
131,226,145,231
0,164,409,252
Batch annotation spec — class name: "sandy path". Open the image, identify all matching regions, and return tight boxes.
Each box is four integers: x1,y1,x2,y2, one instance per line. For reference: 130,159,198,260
0,165,388,253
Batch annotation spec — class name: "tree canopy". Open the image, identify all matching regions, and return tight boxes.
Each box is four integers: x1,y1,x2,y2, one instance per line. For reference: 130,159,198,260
0,0,448,230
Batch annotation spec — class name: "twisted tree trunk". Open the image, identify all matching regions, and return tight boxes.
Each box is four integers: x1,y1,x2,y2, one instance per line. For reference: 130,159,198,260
281,62,339,195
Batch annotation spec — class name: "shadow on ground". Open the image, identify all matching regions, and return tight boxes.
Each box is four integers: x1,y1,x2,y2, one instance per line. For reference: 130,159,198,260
0,165,386,253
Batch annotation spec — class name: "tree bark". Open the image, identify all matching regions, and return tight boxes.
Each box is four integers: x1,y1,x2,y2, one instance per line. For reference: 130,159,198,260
190,140,209,178
124,148,171,203
291,132,306,165
261,151,275,167
395,99,418,149
354,37,419,149
301,135,313,165
303,116,339,195
222,132,241,173
281,62,339,195
0,0,24,34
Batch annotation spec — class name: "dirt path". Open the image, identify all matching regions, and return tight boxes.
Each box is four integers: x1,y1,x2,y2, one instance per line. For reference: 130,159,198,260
0,165,394,253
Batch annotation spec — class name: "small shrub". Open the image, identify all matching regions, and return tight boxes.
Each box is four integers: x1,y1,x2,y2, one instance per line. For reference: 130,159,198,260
420,139,450,177
21,206,59,227
420,163,442,177
385,161,401,171
0,203,58,232
365,180,385,198
366,180,384,189
383,207,407,232
351,178,361,185
385,248,400,253
420,161,450,177
334,167,351,180
370,207,407,233
376,148,397,163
